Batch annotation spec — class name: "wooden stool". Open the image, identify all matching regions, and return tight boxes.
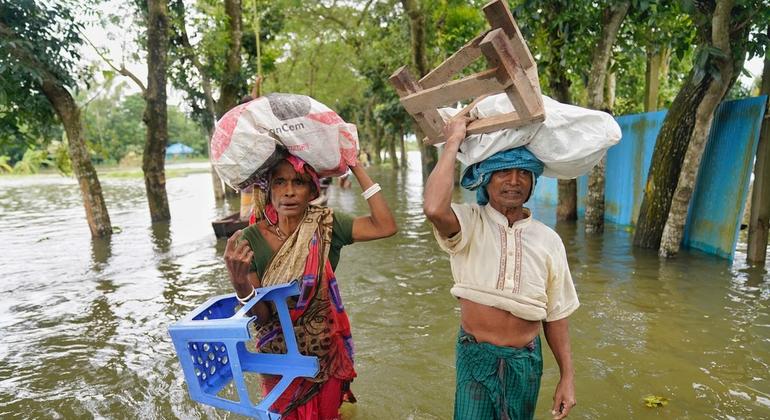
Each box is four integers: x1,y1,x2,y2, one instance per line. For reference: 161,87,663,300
389,0,544,145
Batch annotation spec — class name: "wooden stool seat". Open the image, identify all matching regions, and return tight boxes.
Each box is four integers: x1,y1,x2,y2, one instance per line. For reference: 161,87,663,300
390,0,544,145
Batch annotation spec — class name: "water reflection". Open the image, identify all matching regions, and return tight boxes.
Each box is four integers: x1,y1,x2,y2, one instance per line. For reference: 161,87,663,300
90,236,113,272
151,221,172,254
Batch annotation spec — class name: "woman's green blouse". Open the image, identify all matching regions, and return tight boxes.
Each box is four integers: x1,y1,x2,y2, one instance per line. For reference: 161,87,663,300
241,212,355,279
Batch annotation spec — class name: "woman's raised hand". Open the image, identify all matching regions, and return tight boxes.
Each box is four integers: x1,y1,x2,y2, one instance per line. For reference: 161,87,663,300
224,230,255,297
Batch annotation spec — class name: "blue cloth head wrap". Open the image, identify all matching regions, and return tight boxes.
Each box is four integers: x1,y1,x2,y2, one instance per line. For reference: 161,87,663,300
460,147,544,205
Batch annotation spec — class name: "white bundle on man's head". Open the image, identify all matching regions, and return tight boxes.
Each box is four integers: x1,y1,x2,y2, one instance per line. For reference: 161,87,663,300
439,94,622,179
210,93,359,190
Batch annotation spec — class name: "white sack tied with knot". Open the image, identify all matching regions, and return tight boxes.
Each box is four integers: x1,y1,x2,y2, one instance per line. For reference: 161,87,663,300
210,93,359,190
439,94,622,179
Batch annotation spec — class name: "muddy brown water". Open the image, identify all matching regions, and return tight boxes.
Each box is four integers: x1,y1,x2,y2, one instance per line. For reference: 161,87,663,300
1,155,768,419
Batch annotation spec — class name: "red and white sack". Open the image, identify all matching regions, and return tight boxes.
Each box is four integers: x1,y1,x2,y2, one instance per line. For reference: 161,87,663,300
440,94,622,179
210,93,359,189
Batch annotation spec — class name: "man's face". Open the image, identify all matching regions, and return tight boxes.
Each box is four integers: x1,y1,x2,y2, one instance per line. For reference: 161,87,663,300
486,168,533,210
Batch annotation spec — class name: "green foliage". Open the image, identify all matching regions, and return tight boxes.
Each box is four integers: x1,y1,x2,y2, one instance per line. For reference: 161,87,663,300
12,148,50,174
48,140,72,175
0,155,12,173
512,0,601,102
259,1,367,106
168,106,208,155
430,1,486,69
725,80,751,100
82,92,145,163
0,0,88,160
82,91,208,163
168,0,285,128
4,0,766,177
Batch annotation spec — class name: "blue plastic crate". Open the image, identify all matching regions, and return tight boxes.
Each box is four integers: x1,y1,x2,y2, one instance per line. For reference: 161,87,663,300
168,282,319,419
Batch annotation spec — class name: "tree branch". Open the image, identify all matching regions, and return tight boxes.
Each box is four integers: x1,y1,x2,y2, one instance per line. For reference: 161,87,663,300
78,28,147,94
356,0,375,28
172,0,217,120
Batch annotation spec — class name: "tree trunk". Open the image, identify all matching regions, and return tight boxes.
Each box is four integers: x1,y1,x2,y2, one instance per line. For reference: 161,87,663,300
143,0,171,223
218,0,244,199
364,102,380,164
635,0,749,250
744,30,770,264
585,2,629,110
401,0,438,178
543,2,576,221
173,0,225,199
659,0,739,257
206,124,226,200
659,47,671,96
215,0,243,118
605,68,616,110
557,180,577,221
42,80,113,237
399,128,407,166
389,132,400,169
373,125,385,164
1,22,112,236
550,67,577,221
585,157,606,232
584,1,629,234
644,47,664,112
633,71,711,248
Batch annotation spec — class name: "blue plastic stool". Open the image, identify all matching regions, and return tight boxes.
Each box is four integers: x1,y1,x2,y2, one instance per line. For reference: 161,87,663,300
168,282,319,419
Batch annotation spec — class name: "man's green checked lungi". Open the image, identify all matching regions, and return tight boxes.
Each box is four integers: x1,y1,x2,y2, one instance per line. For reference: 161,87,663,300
455,328,543,420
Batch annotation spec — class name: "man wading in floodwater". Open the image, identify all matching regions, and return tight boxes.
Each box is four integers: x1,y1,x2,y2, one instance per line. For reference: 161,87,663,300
424,118,579,420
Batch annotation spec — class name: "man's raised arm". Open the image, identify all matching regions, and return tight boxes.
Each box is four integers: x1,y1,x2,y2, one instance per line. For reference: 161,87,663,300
423,118,469,238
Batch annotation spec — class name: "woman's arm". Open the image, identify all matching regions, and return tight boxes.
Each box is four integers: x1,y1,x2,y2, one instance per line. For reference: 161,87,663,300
349,164,398,241
224,230,271,322
423,118,468,237
542,317,577,419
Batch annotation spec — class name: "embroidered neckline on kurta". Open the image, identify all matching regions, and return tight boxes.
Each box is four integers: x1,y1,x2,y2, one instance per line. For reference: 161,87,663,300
483,205,532,229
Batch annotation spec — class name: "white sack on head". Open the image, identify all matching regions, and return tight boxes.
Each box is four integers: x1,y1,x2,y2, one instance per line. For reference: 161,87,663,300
439,94,621,179
210,93,359,190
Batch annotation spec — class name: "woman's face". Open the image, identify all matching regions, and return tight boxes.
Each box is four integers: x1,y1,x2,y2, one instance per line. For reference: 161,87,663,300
269,161,316,218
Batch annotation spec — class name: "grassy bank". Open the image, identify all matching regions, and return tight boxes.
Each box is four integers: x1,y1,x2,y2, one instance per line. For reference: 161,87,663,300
0,157,212,179
98,157,211,179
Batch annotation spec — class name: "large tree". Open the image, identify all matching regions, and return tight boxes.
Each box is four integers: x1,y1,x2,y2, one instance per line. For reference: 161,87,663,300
85,0,172,221
400,0,439,178
583,1,630,234
169,0,225,198
0,1,112,237
169,0,281,197
747,30,770,264
143,0,171,222
517,0,585,222
635,0,765,253
215,0,244,118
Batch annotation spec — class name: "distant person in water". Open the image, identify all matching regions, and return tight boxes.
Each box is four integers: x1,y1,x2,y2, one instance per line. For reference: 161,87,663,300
223,156,397,419
424,119,579,420
358,150,370,167
339,169,353,189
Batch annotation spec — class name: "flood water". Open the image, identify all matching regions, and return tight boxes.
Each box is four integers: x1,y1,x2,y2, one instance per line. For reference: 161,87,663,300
1,153,769,419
